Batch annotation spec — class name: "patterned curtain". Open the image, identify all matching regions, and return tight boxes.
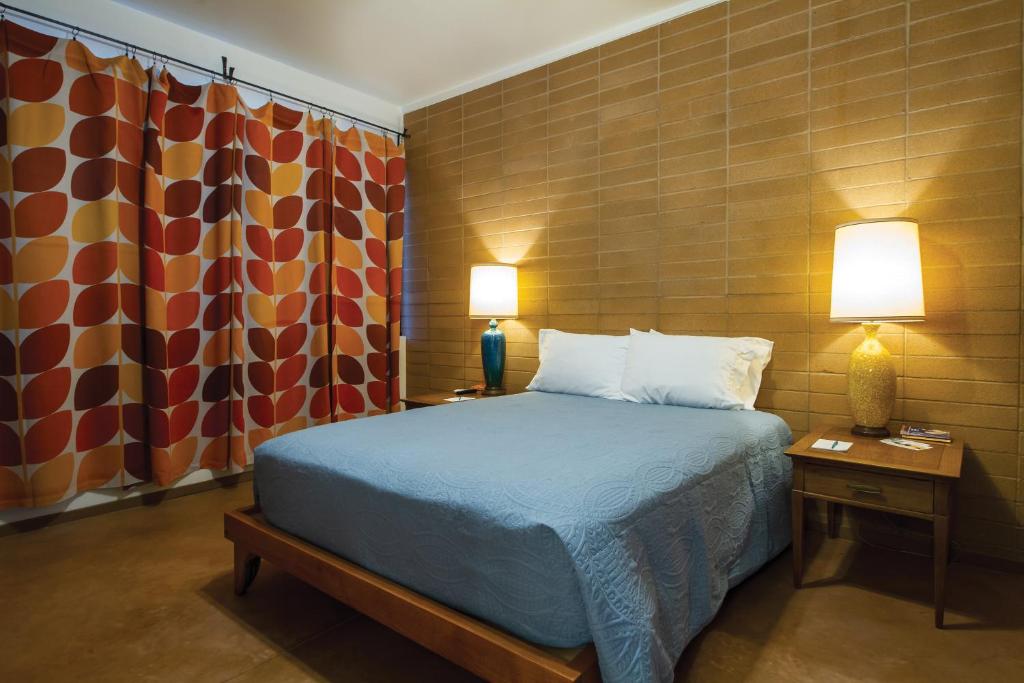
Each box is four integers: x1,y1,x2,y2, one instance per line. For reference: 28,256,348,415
0,20,403,508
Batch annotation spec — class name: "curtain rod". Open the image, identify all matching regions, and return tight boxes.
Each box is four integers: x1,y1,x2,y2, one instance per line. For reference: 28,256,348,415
0,2,409,142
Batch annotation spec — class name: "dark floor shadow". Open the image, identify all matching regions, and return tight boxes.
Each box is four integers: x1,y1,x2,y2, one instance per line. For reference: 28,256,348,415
674,539,804,681
198,566,481,682
199,566,357,653
798,533,1024,632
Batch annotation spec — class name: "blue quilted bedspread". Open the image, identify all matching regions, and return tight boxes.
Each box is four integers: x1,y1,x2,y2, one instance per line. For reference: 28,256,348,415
255,391,791,683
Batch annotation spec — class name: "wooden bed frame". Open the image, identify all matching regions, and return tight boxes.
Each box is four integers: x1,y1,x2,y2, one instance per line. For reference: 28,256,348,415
224,506,601,683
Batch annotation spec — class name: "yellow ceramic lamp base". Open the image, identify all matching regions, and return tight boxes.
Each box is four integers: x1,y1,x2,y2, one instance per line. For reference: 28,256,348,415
848,323,896,438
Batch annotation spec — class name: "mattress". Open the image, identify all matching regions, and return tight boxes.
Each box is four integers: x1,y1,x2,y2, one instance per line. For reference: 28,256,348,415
255,391,792,683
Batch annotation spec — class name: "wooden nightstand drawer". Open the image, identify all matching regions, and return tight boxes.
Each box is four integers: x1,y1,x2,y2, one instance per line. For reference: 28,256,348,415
804,464,933,514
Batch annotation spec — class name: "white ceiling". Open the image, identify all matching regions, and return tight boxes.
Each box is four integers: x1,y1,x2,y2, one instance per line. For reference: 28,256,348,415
115,0,719,111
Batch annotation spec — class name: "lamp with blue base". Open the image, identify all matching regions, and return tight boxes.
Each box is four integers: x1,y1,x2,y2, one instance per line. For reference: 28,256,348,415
469,264,518,396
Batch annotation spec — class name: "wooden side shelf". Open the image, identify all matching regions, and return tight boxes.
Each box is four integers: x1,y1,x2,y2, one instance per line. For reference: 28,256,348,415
224,506,600,683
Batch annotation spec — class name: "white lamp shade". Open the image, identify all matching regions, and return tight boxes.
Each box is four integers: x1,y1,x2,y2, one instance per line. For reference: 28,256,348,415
829,219,925,323
469,264,518,319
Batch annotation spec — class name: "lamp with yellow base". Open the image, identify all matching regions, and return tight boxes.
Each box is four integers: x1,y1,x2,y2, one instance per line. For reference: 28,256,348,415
829,218,925,438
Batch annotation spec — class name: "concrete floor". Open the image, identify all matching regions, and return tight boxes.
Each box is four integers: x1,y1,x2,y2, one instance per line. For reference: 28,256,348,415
1,483,1022,683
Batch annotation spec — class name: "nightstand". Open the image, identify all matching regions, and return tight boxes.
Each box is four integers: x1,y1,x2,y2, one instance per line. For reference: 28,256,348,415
400,390,520,410
786,426,963,627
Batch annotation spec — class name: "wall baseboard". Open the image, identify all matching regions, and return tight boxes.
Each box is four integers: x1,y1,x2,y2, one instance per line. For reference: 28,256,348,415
806,514,1024,575
949,549,1024,575
5,471,1021,575
0,470,253,537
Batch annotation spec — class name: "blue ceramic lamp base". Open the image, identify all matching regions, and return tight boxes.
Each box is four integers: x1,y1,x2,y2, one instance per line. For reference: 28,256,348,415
480,318,506,395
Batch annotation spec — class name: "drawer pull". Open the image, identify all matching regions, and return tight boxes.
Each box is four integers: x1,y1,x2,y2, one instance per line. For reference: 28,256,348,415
847,483,883,495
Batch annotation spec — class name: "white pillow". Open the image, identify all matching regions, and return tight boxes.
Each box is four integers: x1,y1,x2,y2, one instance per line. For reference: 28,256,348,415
736,337,773,409
648,330,772,410
622,330,773,410
527,329,629,400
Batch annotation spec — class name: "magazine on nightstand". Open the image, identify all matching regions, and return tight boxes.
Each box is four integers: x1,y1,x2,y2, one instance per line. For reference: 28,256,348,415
899,424,951,443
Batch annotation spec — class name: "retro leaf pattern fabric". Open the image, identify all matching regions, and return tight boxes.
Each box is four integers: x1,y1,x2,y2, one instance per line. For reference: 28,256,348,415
0,21,404,508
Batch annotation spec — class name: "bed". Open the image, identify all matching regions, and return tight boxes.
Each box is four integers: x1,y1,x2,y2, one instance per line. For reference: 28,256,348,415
231,391,792,683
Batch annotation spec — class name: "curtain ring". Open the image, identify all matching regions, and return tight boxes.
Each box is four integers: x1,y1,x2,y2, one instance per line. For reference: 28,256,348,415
71,27,80,41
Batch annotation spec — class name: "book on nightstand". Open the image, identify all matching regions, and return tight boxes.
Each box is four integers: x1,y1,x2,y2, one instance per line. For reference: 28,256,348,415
899,424,952,443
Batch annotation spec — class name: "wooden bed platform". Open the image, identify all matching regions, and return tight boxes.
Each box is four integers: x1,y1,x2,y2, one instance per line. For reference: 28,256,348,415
224,506,601,683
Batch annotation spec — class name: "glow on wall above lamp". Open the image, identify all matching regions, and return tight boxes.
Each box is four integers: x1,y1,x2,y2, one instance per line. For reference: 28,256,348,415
829,218,925,323
468,263,518,319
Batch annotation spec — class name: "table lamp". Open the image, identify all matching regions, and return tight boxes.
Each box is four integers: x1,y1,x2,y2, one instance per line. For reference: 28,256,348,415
469,263,518,395
830,218,924,437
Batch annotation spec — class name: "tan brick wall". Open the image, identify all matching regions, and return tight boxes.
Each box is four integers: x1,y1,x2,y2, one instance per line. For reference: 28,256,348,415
404,0,1024,562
